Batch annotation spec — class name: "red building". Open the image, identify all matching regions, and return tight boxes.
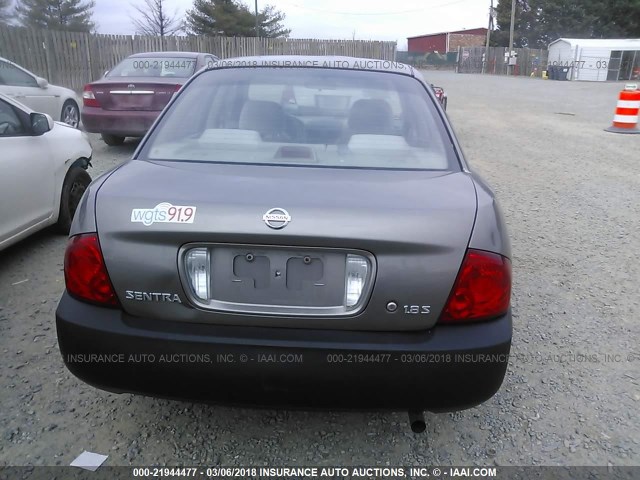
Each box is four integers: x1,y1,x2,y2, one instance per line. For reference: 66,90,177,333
407,28,488,53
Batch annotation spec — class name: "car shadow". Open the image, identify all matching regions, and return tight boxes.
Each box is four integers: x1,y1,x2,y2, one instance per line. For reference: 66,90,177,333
102,137,142,151
82,133,142,153
97,393,476,464
0,227,64,267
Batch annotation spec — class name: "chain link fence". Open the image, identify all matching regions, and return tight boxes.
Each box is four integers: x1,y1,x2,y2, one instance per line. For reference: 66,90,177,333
457,46,549,77
396,51,458,69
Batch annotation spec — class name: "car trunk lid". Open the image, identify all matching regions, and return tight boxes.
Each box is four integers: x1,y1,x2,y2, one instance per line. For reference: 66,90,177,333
89,78,180,111
95,160,478,331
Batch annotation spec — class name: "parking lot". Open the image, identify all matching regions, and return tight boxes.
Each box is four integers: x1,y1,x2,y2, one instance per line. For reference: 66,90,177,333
1,71,638,467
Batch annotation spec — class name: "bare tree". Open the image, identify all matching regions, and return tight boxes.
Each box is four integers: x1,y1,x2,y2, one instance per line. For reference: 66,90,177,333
132,0,182,38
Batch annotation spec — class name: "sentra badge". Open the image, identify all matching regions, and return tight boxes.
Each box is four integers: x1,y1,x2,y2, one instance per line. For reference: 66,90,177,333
131,203,196,226
125,291,182,303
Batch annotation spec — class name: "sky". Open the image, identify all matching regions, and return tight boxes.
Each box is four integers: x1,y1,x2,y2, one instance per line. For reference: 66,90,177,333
90,0,490,50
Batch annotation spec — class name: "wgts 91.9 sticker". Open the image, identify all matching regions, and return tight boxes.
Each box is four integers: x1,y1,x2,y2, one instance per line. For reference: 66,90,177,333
131,203,196,226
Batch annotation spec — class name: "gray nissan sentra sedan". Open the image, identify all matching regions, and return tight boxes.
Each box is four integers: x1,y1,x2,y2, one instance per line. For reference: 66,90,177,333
56,56,511,429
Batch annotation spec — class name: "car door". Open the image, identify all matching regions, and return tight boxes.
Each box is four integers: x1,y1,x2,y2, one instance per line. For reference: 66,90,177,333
0,98,55,244
0,60,58,118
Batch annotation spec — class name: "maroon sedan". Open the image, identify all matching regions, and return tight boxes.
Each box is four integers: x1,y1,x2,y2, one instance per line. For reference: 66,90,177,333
82,51,218,146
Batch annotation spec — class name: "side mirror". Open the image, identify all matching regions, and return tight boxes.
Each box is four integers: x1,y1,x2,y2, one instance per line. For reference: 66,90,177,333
36,77,49,88
30,112,54,136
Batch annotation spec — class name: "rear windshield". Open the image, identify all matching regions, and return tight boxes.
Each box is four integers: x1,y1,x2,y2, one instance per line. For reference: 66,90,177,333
139,68,458,171
107,57,197,78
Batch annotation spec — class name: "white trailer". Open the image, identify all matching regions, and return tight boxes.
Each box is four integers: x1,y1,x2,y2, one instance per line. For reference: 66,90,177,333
548,38,640,82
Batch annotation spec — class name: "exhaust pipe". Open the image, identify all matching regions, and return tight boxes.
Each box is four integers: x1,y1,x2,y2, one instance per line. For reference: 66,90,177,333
408,411,426,433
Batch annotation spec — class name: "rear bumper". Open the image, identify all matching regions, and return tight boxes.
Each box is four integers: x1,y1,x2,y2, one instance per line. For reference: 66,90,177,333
81,107,159,136
56,293,512,411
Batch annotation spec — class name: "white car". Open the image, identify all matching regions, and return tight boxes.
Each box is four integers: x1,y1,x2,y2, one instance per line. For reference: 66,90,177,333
0,93,92,251
0,57,81,128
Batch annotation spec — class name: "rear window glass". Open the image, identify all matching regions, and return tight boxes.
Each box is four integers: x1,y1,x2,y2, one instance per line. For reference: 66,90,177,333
107,57,197,78
140,68,458,171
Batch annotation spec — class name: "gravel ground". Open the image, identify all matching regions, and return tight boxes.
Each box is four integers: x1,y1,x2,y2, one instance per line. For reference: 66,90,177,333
0,71,639,467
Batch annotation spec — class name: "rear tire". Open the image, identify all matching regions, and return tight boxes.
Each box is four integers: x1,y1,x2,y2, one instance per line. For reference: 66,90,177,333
61,100,80,128
101,134,125,146
56,167,91,234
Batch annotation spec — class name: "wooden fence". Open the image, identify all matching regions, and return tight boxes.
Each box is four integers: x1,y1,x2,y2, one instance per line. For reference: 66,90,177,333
457,46,549,77
0,25,397,91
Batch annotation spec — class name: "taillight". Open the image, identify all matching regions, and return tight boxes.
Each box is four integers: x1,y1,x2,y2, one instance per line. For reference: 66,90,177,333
439,249,511,323
174,84,182,92
64,233,119,307
82,85,101,107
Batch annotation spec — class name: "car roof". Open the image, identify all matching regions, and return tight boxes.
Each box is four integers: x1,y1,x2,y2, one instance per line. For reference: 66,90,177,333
128,51,205,58
207,55,418,77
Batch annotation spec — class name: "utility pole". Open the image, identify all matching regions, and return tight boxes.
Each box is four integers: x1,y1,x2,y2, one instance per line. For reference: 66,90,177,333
508,0,516,74
483,0,494,74
255,0,259,36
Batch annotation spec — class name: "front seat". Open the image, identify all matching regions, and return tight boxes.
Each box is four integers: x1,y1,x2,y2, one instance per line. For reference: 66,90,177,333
238,100,286,141
347,99,393,136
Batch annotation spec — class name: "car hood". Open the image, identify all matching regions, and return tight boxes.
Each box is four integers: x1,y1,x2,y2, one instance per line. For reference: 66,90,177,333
47,122,92,159
54,120,76,129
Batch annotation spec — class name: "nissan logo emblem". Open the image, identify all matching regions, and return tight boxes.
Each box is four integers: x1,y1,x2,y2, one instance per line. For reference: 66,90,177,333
263,208,291,229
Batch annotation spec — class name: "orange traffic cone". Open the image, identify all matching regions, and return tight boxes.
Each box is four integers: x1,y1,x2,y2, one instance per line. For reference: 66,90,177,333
605,84,640,134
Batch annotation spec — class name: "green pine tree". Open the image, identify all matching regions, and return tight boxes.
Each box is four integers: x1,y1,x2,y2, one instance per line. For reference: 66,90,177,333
589,0,640,38
15,0,96,32
492,0,541,48
184,0,290,37
256,4,289,38
493,0,640,49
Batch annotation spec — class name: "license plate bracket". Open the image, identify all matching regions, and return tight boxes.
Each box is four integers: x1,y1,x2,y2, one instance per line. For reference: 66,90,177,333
211,247,345,308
